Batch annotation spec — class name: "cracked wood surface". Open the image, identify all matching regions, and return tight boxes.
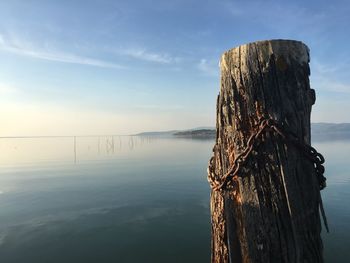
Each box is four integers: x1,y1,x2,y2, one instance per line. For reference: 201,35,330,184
209,39,324,263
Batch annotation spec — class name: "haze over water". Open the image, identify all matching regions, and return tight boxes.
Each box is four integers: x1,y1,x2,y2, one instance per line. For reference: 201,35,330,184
0,136,348,262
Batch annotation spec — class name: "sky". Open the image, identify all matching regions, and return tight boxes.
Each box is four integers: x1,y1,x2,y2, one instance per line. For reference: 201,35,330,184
0,0,349,136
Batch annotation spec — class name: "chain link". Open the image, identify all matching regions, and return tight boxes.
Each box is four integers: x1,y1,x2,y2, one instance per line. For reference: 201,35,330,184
207,117,327,191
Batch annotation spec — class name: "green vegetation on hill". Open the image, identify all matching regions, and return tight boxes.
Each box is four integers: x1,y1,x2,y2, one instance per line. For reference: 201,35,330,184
173,129,215,138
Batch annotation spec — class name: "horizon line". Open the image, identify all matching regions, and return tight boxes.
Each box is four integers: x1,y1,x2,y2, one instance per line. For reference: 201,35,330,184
1,122,349,138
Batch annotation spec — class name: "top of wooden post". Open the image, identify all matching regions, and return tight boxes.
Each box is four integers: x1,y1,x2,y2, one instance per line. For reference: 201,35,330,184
220,39,310,72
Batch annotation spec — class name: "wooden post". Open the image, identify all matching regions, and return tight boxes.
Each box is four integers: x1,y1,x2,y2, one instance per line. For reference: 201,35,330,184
208,39,326,263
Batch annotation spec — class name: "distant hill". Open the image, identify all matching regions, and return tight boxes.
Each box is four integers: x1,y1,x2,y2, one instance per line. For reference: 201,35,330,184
312,123,350,133
136,123,350,141
173,129,215,139
135,127,215,137
312,123,350,141
135,130,178,137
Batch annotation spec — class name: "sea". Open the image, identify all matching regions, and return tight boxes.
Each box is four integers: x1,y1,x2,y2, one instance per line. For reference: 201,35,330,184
0,135,348,262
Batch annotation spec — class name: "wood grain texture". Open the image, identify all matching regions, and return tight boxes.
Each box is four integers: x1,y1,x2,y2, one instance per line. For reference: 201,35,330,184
209,39,324,263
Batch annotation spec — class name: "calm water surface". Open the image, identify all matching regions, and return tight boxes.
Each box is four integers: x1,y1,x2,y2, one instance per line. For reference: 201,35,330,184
0,136,348,262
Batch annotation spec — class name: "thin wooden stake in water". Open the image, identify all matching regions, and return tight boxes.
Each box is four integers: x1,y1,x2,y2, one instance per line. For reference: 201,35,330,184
74,136,77,164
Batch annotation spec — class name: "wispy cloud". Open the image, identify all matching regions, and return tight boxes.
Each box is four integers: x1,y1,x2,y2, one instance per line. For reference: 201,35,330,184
0,83,18,94
197,58,218,76
0,34,124,69
0,34,4,45
114,47,181,64
311,60,350,94
312,77,350,94
312,59,349,75
123,48,172,63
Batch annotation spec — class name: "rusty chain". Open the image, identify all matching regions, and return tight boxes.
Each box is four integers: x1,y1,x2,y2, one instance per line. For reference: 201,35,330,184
207,117,327,192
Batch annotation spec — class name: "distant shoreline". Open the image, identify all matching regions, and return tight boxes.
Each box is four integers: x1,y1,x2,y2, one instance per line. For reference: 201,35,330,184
173,129,215,139
2,123,350,140
136,123,350,141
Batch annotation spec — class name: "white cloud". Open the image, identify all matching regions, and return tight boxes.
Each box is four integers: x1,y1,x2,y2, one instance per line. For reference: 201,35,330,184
197,58,218,76
312,60,344,75
0,33,180,68
123,48,172,63
0,83,18,94
113,47,181,64
0,34,124,69
311,77,350,94
311,60,350,94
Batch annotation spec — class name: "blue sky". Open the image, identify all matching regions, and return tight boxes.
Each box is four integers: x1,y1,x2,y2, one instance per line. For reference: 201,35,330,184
0,0,349,135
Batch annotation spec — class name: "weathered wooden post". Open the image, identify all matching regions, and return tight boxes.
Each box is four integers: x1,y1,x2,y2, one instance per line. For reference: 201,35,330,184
208,39,327,263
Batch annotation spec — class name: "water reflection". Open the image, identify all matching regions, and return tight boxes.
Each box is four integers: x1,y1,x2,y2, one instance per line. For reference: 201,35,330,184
0,136,349,262
0,136,213,263
0,136,161,166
